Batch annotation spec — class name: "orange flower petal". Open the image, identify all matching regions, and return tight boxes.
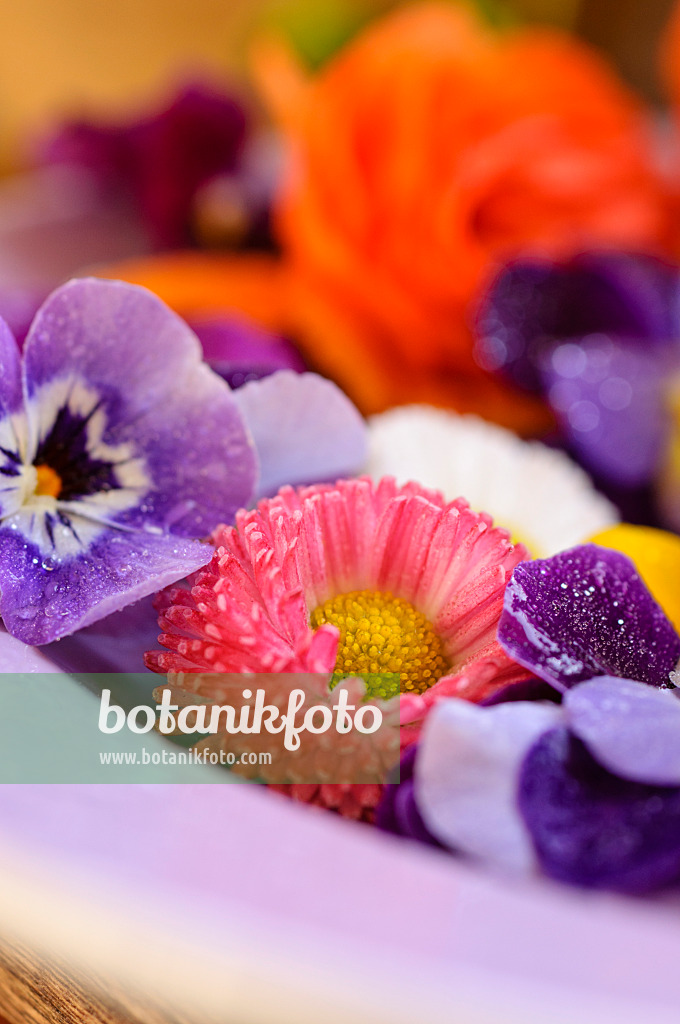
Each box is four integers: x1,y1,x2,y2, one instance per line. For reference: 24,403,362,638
94,252,288,331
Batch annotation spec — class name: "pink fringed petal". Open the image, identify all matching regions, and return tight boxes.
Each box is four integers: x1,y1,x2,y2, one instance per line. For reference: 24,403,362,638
270,783,382,821
428,649,531,705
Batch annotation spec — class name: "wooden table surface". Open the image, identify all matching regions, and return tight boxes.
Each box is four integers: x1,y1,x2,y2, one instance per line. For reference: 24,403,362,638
0,937,201,1024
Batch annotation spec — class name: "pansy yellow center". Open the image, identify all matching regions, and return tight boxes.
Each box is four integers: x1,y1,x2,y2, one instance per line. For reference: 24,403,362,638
34,464,62,499
310,589,450,696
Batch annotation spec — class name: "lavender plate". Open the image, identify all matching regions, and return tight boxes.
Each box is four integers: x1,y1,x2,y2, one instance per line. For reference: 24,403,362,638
1,686,680,1024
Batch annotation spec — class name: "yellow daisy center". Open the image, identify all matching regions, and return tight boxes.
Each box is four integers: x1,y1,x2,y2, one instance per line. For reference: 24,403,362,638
34,464,62,499
310,589,450,697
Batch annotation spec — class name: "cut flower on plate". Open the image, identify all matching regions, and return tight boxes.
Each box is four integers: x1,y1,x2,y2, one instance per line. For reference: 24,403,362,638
146,476,531,813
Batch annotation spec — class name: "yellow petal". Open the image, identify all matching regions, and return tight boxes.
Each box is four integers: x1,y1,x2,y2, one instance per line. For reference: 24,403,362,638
589,524,680,634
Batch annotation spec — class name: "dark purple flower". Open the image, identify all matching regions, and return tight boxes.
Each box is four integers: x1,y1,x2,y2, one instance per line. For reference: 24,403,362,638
40,83,248,249
481,678,561,706
187,314,305,390
402,545,680,893
498,544,680,692
474,252,680,487
475,252,680,391
409,678,680,893
518,727,680,894
375,745,441,846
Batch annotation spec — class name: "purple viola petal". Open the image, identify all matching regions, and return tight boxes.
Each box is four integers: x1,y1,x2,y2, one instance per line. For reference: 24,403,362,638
187,314,305,389
0,527,213,646
375,745,441,846
564,677,680,786
414,699,562,873
568,251,680,345
23,278,257,537
234,371,367,498
44,595,160,673
474,252,680,393
498,544,680,691
391,778,442,847
40,83,247,248
519,727,680,893
541,334,671,487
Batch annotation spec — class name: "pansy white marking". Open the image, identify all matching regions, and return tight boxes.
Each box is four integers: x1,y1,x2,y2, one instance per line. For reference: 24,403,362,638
0,375,150,558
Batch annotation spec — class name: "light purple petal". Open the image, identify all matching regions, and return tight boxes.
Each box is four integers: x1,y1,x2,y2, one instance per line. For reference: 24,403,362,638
498,544,680,691
0,528,213,646
414,698,562,874
541,335,671,486
235,371,367,497
565,676,680,786
187,314,305,389
23,278,257,536
519,727,680,893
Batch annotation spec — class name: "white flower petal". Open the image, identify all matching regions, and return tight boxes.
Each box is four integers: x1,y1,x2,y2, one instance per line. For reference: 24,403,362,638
366,405,618,556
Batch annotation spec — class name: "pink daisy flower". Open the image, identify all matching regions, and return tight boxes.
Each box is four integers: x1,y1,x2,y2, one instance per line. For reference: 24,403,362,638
146,477,529,817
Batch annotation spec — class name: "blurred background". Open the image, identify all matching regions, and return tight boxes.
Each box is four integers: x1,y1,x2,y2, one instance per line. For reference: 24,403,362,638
0,0,674,169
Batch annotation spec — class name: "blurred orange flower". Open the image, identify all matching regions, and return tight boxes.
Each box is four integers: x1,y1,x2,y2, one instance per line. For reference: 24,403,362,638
257,2,672,423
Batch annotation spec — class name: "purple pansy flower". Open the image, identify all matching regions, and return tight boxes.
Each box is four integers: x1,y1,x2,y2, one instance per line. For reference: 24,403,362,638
379,544,680,894
0,278,367,649
0,277,255,645
475,252,680,489
39,83,253,249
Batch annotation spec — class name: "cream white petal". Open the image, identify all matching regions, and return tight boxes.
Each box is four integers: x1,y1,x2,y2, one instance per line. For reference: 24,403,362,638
366,405,618,556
